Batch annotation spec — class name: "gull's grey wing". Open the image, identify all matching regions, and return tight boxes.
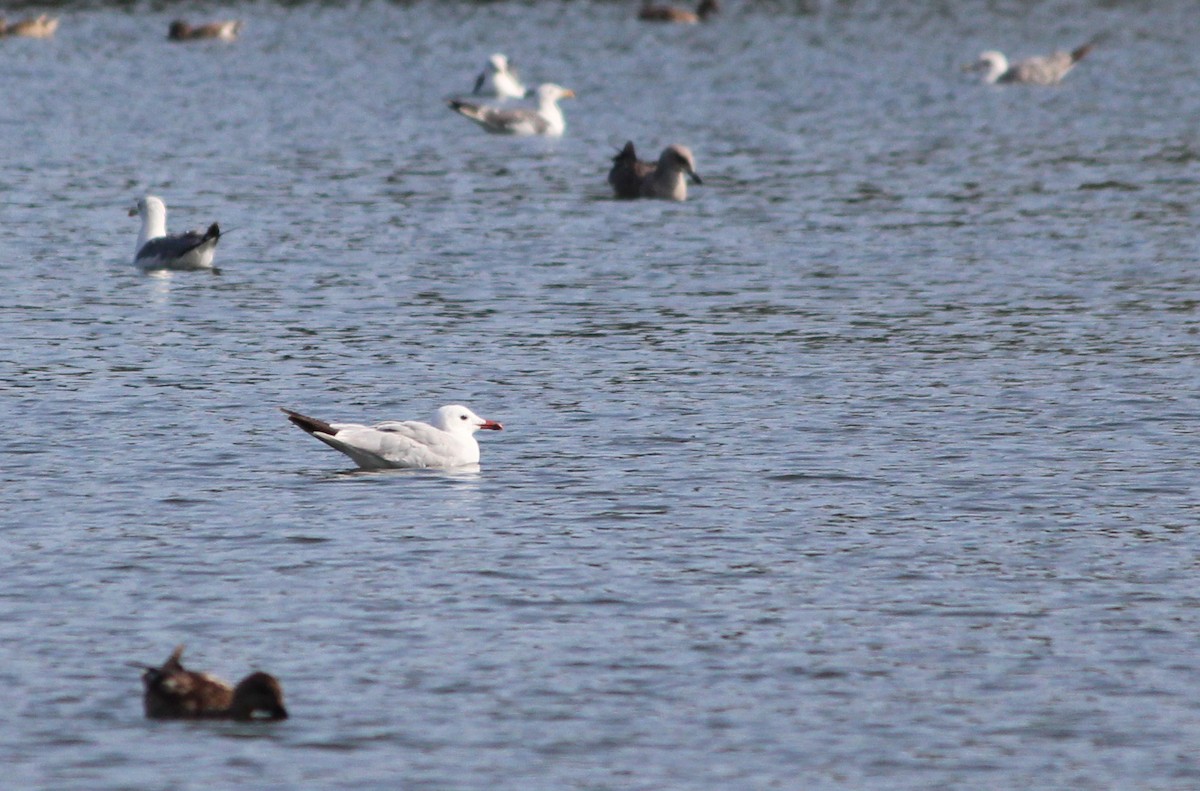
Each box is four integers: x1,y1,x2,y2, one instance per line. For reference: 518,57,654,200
448,100,549,135
1002,44,1090,85
135,223,220,265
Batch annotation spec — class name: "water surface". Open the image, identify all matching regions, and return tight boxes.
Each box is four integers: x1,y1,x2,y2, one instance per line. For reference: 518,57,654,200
2,1,1200,788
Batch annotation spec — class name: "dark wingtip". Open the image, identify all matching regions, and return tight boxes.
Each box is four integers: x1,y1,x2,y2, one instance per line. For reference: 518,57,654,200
1071,42,1094,62
281,408,338,436
206,222,220,241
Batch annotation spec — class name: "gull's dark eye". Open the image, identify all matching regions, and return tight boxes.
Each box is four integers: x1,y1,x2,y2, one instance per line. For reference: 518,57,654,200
460,414,468,420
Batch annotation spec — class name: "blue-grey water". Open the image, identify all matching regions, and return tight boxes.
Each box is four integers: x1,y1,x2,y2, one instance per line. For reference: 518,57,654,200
3,0,1200,788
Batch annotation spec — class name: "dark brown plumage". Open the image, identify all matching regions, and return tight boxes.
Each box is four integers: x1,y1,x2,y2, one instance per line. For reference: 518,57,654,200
638,0,718,23
608,142,657,199
168,19,242,42
139,646,288,721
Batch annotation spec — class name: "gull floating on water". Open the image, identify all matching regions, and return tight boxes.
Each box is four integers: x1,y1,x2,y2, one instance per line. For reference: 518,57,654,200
168,19,243,42
129,195,221,272
448,83,575,137
138,645,288,721
638,0,718,23
0,14,59,38
608,142,702,201
282,405,504,470
473,53,527,100
966,42,1094,85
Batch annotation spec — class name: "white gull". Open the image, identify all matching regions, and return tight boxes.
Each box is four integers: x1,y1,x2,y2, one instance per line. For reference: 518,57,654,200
448,83,575,137
129,195,221,271
282,405,504,470
966,43,1094,85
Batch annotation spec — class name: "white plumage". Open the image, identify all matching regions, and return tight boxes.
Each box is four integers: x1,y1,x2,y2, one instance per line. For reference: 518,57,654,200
282,405,504,470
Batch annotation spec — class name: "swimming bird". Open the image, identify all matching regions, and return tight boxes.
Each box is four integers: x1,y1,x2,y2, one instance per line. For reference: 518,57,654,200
448,83,575,137
966,42,1094,85
1,14,59,38
139,646,288,721
473,53,527,100
282,405,504,470
607,142,656,199
609,144,702,201
638,0,718,23
129,195,221,271
168,20,243,42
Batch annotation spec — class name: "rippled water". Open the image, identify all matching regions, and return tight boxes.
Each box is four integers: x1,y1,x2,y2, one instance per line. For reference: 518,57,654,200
3,0,1200,788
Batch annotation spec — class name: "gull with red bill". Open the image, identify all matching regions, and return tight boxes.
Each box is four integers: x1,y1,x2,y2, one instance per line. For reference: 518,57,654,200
282,404,503,470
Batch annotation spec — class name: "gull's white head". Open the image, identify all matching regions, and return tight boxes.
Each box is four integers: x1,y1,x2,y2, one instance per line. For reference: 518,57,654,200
488,53,510,74
659,145,702,183
533,83,575,106
129,195,166,219
967,50,1009,83
433,405,504,435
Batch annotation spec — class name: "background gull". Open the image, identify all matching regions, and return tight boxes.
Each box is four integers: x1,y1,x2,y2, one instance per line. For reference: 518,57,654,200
966,42,1094,85
448,83,575,137
473,53,527,100
281,405,504,470
129,195,221,272
168,19,243,42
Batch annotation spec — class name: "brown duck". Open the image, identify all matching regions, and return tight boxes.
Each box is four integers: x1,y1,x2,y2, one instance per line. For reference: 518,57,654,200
638,0,718,24
139,645,288,721
168,20,243,42
1,14,59,38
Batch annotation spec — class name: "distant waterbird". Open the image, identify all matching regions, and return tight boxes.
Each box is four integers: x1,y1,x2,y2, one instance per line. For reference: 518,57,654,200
0,14,59,38
473,53,527,100
138,646,288,721
638,0,719,24
168,19,243,42
129,195,221,272
608,142,702,201
448,83,575,137
282,404,504,470
965,42,1094,85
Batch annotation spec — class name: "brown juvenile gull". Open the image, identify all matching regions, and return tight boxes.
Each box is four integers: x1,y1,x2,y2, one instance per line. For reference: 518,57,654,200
610,144,702,202
638,0,719,23
448,83,575,137
282,405,504,470
473,53,527,100
0,14,59,38
129,195,221,272
168,20,243,41
138,646,288,721
966,42,1094,85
